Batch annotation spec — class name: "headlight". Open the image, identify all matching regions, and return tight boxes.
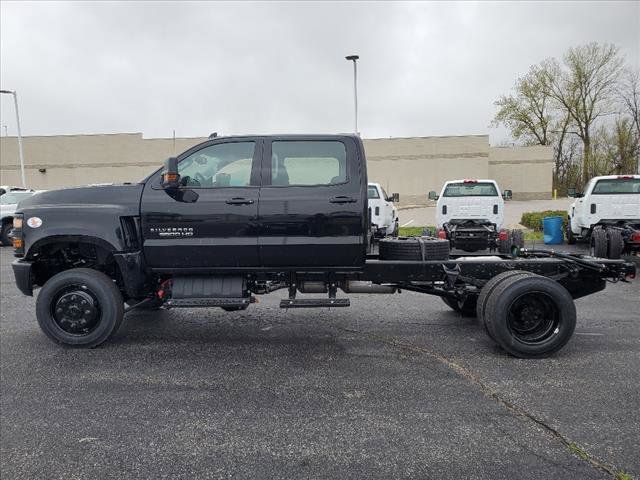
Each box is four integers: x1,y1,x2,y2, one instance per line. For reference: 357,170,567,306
13,216,23,229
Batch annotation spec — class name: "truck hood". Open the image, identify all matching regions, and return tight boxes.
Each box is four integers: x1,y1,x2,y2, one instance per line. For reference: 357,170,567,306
16,183,144,213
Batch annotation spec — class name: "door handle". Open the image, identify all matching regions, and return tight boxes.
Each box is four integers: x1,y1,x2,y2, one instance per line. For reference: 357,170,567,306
329,195,357,204
225,197,254,205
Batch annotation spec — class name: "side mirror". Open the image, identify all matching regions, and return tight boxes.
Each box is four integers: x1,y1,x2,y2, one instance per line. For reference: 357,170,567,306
161,157,180,188
502,189,513,200
388,193,400,203
428,191,438,201
567,188,576,197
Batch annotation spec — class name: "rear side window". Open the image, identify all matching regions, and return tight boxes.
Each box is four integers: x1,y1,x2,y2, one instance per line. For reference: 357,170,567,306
271,141,347,186
368,186,380,199
443,182,498,197
592,178,640,194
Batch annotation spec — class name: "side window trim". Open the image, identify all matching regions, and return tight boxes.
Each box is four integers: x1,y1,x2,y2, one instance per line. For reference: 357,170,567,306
263,139,350,188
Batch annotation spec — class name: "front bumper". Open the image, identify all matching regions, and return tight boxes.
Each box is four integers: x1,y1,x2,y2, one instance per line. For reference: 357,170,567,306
12,259,33,296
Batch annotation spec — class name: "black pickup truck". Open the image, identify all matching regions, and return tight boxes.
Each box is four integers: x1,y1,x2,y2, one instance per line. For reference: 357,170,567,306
10,134,636,357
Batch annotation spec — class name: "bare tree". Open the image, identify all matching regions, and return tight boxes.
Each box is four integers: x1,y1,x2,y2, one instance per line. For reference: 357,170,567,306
492,64,554,146
620,68,640,140
543,43,624,185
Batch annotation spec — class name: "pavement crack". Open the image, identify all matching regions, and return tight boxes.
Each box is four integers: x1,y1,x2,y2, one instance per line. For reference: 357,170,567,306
337,325,625,479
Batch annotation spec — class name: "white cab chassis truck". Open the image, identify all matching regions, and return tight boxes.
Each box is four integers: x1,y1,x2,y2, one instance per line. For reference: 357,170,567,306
368,183,399,238
567,175,640,258
429,179,522,253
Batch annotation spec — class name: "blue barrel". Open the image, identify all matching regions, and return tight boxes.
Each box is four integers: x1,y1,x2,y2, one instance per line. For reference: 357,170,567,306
543,216,564,245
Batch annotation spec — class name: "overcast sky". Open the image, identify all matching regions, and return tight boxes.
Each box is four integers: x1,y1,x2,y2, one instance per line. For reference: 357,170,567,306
1,1,638,144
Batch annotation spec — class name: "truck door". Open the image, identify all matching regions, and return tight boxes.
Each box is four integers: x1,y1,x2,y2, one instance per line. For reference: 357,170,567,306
258,136,367,267
140,139,262,270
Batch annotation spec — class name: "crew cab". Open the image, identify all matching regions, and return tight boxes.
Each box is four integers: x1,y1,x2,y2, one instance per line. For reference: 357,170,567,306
368,182,399,237
567,175,640,258
428,179,521,253
10,135,635,358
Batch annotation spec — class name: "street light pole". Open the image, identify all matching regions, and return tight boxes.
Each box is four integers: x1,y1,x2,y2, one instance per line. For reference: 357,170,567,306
345,55,359,135
0,90,26,187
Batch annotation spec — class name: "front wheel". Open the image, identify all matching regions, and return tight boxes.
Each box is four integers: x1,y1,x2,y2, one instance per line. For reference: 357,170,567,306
36,268,124,348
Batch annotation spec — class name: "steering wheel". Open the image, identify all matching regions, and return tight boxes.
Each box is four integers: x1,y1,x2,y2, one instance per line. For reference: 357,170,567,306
194,172,207,186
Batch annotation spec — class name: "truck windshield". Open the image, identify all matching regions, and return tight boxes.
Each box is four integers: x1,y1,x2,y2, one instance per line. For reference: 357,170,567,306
442,182,498,197
368,186,380,199
592,178,640,194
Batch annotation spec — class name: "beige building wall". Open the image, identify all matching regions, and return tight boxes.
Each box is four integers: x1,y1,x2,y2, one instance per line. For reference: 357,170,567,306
488,145,554,200
0,133,206,189
0,133,553,203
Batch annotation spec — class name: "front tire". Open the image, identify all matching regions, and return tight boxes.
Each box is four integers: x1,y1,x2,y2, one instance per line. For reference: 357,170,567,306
36,268,124,348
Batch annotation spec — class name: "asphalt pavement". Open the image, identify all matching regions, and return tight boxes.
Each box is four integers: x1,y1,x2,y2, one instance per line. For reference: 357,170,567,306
1,247,638,479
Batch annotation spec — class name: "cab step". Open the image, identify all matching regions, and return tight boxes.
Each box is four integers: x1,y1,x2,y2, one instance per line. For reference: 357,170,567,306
166,297,249,308
279,298,350,308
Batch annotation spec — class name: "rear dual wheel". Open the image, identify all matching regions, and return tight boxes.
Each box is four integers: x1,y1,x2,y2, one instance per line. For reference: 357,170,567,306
478,271,576,358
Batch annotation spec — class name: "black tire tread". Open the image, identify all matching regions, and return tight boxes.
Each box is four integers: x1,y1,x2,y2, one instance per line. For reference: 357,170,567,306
606,229,624,259
591,227,608,258
476,271,533,340
379,236,449,261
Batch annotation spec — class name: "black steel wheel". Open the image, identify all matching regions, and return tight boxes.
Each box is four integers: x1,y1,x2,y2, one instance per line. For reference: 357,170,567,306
483,274,576,358
476,270,533,341
590,227,608,258
606,229,624,259
441,295,477,317
36,268,124,347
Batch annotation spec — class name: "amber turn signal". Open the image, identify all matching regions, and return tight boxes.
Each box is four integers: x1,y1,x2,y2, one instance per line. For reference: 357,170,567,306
13,238,24,249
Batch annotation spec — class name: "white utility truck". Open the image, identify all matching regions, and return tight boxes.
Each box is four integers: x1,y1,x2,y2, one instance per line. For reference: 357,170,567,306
429,179,522,253
368,182,399,237
567,175,640,258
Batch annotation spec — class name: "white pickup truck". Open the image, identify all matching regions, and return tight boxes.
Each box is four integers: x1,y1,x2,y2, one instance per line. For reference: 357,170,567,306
428,179,521,253
368,182,399,237
567,175,640,258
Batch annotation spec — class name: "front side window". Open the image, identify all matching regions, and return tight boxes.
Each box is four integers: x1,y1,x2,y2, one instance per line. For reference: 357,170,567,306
270,141,347,186
368,186,380,199
178,142,255,188
592,178,640,194
443,182,498,197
